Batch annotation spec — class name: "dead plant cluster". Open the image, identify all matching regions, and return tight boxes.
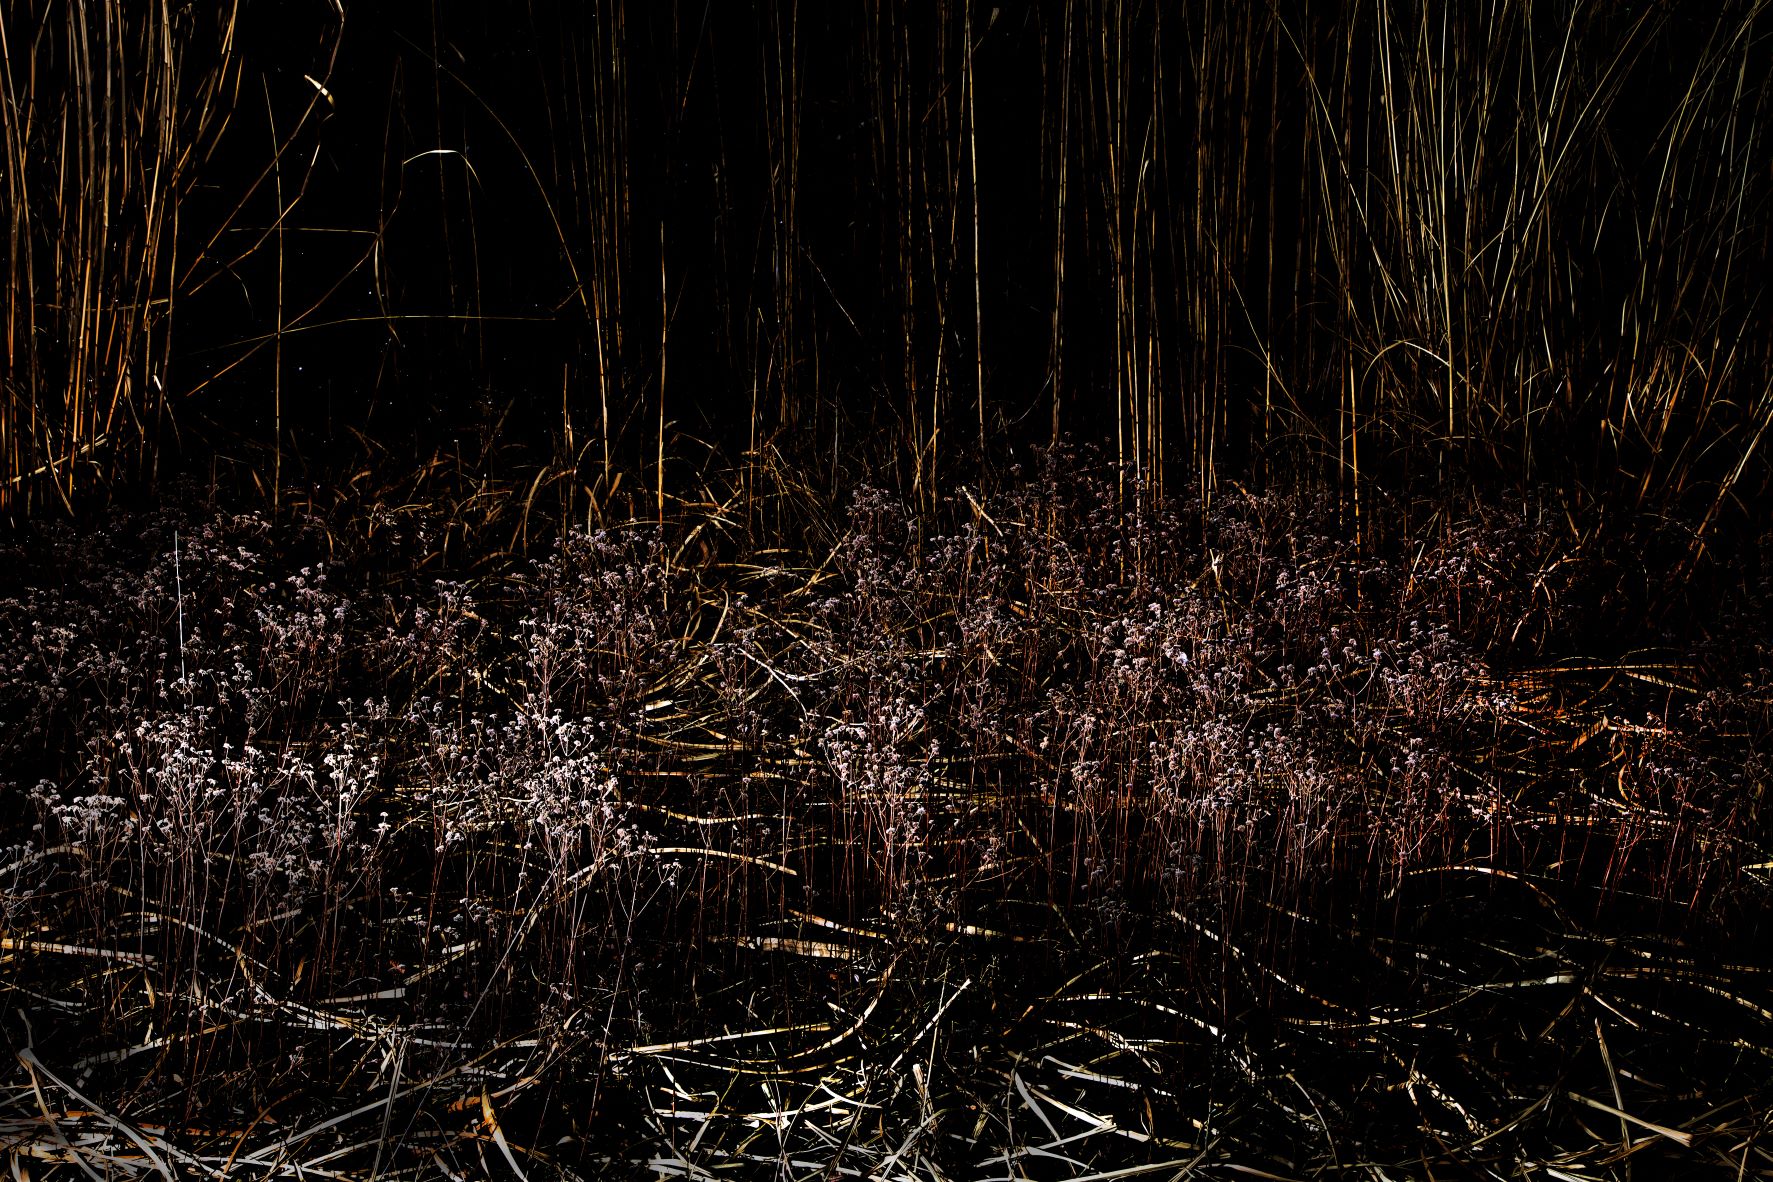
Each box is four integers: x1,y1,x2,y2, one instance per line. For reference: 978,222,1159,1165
0,452,1768,1178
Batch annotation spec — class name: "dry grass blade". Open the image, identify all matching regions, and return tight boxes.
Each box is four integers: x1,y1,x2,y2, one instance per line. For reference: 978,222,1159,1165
17,1049,179,1182
1566,1092,1694,1149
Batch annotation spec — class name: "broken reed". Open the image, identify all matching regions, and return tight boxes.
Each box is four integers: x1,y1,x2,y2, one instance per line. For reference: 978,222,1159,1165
5,2,1772,525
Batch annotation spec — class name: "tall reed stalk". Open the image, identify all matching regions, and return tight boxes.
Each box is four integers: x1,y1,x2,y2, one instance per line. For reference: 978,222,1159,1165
1,1,353,517
5,2,1771,526
1,2,242,514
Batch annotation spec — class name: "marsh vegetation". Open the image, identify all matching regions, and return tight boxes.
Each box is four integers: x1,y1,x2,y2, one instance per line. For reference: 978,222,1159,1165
2,452,1769,1176
2,1,1771,1177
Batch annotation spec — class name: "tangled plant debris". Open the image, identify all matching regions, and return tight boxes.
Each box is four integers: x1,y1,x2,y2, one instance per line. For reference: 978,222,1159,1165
0,453,1769,1178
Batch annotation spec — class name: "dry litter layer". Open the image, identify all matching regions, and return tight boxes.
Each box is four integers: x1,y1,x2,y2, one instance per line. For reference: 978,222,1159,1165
1,453,1769,1179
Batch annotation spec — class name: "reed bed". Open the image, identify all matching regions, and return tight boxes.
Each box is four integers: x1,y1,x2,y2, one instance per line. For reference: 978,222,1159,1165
3,0,1771,1176
1,449,1767,1178
6,2,1773,526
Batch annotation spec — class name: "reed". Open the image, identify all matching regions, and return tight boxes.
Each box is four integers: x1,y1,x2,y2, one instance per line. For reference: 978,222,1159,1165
0,2,356,517
7,3,1770,526
3,2,225,512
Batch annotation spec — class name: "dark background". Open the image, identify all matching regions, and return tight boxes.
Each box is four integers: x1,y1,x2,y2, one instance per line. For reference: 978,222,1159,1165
7,0,1772,510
